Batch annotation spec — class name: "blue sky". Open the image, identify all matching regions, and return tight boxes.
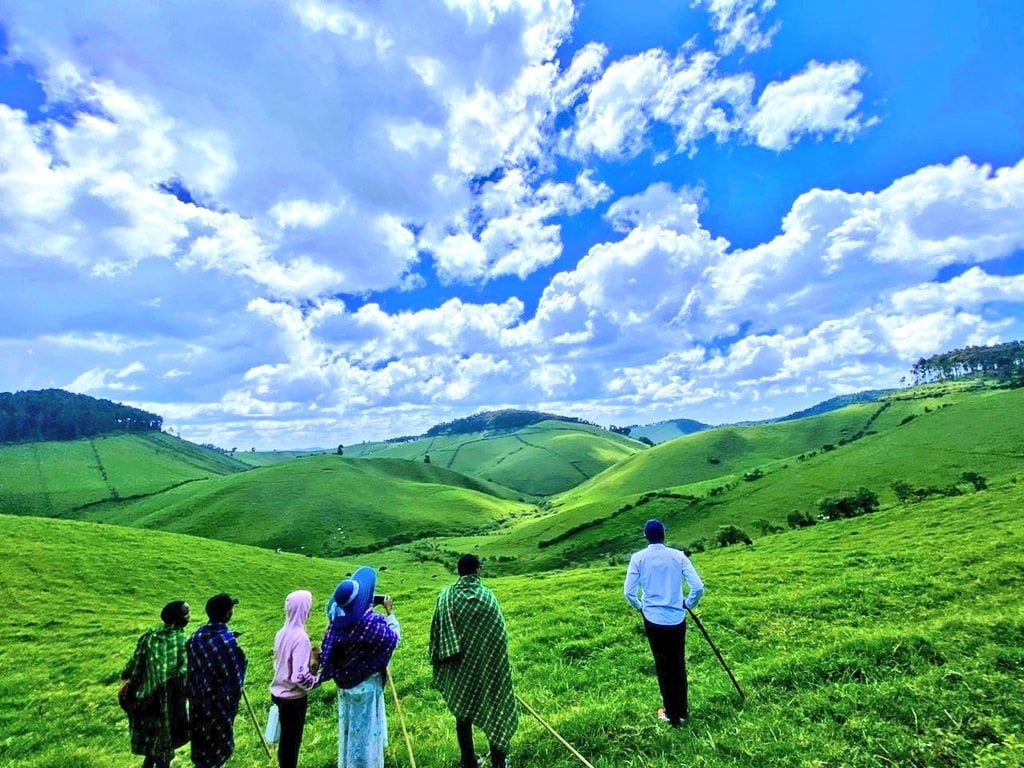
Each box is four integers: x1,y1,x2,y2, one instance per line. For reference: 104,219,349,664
1,0,1023,449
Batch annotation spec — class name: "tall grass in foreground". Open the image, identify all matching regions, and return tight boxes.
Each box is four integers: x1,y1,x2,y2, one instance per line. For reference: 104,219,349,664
1,480,1022,767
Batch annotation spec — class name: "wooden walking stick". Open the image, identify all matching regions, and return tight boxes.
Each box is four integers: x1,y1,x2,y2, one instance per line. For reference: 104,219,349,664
241,688,274,759
516,694,596,768
387,671,417,768
687,608,745,701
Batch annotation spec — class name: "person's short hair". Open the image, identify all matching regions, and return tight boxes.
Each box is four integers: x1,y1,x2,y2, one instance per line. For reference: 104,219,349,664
644,519,665,543
457,554,481,576
205,593,239,622
161,600,190,629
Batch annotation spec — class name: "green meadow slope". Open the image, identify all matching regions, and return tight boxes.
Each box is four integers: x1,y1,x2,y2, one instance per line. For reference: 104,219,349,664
0,431,249,518
440,384,1024,572
1,475,1021,767
72,454,530,557
344,420,644,496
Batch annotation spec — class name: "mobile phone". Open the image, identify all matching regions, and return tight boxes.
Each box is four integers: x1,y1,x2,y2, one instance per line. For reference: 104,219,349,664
372,594,389,606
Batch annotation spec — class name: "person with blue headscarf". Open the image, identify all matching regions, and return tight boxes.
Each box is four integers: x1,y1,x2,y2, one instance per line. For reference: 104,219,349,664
319,566,400,768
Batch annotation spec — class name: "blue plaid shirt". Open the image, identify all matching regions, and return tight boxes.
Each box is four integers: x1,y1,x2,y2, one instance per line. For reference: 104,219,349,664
186,623,247,714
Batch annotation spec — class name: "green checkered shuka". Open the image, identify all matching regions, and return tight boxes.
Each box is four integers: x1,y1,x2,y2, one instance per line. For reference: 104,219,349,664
430,575,518,751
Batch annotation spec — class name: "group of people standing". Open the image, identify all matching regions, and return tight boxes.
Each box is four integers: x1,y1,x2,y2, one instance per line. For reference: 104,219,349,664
120,594,247,768
122,521,702,767
121,554,517,768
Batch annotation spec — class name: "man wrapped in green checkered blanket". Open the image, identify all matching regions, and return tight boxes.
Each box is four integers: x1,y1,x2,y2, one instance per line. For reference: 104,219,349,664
430,555,518,768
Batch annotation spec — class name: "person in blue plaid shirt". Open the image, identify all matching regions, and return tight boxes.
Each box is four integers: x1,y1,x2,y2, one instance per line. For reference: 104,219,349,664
187,593,248,768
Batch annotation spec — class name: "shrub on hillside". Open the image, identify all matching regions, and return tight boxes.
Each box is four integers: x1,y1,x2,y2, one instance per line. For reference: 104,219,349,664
688,539,706,553
818,487,880,520
715,525,752,548
961,471,987,491
787,510,816,528
754,518,784,535
743,468,764,481
891,480,914,504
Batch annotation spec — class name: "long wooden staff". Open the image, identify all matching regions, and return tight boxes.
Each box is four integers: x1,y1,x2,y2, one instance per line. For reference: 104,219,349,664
241,688,274,759
387,671,417,768
516,694,596,768
687,608,745,701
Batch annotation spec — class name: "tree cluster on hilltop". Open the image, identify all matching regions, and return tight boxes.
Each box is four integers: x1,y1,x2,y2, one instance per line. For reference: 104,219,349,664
425,408,598,437
910,340,1024,385
0,389,163,443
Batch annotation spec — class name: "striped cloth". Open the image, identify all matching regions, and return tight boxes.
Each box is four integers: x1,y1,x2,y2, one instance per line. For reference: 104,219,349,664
320,611,398,690
121,624,189,758
187,623,247,768
429,575,518,752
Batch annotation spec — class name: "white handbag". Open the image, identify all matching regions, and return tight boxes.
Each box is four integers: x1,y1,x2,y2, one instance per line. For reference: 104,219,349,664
264,703,281,745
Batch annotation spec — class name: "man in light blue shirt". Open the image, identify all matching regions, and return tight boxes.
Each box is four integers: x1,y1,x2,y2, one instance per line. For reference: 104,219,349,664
624,519,704,726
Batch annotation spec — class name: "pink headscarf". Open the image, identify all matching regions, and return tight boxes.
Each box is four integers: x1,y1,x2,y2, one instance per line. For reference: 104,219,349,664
270,590,315,699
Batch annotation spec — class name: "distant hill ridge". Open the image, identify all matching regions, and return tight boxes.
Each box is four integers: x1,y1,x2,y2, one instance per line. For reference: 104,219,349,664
424,408,599,437
769,389,896,423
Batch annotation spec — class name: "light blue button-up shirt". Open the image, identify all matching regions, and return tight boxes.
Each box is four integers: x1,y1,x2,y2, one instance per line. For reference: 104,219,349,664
624,543,704,626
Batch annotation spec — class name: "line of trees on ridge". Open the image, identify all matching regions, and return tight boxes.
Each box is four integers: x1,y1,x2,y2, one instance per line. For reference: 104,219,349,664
0,389,163,443
425,408,600,437
910,340,1024,385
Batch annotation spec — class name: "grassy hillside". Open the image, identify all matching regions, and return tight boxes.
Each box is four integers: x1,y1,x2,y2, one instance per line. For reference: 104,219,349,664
345,420,644,496
72,454,530,557
233,449,327,467
0,432,249,517
439,384,1024,572
628,417,712,445
2,475,1021,767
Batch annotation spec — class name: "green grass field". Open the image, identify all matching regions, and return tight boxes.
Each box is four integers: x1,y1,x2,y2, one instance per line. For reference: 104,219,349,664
5,385,1023,581
73,455,531,557
343,420,643,496
1,472,1021,767
0,432,249,518
460,386,1024,572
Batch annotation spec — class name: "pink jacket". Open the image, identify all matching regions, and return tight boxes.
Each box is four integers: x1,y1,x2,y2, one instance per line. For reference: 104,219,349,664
270,590,316,699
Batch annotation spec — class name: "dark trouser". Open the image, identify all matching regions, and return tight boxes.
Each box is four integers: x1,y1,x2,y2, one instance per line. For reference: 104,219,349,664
141,757,171,768
456,718,507,768
644,617,688,724
273,695,309,768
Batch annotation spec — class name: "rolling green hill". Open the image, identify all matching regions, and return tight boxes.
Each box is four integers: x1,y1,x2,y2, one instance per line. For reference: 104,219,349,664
72,454,530,557
628,417,712,444
0,431,249,518
433,384,1024,573
1,471,1021,767
344,419,644,496
6,383,1021,580
233,449,327,467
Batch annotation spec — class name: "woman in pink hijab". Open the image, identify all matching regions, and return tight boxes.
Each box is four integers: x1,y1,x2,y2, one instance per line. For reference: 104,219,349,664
270,590,319,768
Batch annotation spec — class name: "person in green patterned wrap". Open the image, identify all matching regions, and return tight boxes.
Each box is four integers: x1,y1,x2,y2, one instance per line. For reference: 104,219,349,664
120,600,191,768
430,554,518,768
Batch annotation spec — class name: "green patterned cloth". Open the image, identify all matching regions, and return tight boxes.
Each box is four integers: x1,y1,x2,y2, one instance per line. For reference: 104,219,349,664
121,624,189,758
430,575,518,752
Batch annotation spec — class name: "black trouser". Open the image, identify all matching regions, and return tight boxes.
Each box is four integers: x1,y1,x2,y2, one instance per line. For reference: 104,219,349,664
272,695,309,768
643,617,688,724
456,718,507,768
141,757,171,768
